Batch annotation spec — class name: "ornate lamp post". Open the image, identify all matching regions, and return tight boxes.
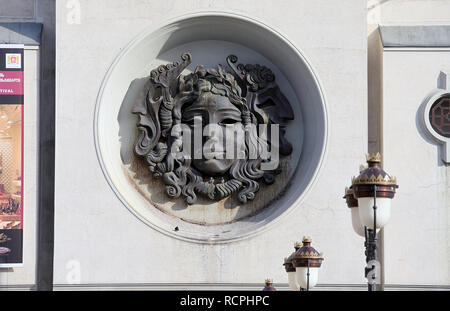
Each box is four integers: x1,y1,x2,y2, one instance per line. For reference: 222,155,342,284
346,153,398,291
262,279,276,291
343,187,365,237
283,242,302,291
284,237,324,291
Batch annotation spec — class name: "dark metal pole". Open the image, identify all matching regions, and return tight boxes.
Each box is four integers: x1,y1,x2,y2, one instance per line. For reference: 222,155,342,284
373,185,377,243
364,185,378,291
306,258,310,291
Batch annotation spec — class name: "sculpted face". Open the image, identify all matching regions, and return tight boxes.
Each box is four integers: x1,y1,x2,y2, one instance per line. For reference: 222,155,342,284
133,53,294,204
182,92,244,175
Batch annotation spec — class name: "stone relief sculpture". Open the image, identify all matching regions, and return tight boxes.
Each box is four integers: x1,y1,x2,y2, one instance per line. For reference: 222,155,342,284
132,53,294,204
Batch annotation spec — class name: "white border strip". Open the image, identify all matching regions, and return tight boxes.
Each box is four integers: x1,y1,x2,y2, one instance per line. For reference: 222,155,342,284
49,282,450,291
0,44,24,49
0,263,24,268
384,47,450,52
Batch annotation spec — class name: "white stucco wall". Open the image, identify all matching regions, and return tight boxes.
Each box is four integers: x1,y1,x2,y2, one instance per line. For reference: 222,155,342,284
366,0,450,288
379,0,450,24
382,49,450,286
54,0,367,288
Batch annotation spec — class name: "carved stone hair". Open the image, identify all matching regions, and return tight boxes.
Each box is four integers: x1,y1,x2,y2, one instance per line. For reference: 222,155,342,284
132,53,294,204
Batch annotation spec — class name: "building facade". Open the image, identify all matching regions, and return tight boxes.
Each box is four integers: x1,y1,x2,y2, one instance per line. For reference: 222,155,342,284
0,0,449,291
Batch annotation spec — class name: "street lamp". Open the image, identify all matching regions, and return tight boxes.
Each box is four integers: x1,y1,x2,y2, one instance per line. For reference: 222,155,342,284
262,279,276,291
283,242,302,291
347,153,398,291
284,236,324,291
343,187,365,237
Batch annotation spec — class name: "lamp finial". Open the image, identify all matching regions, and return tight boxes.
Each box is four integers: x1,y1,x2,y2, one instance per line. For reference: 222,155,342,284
366,152,382,163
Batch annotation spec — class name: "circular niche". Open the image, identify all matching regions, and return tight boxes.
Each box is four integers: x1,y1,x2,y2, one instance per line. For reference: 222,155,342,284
429,95,450,138
95,12,328,243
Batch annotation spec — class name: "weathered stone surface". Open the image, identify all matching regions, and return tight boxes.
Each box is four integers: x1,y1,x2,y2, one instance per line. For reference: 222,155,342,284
132,53,293,205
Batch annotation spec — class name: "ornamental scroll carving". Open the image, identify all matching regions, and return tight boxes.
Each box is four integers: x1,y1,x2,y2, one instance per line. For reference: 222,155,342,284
132,53,294,204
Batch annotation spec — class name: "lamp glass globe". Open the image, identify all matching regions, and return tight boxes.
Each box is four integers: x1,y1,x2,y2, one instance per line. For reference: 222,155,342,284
351,207,365,237
295,267,319,289
357,197,391,229
287,271,299,291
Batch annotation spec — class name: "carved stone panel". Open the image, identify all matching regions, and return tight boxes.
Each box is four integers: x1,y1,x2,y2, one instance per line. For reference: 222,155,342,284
132,53,294,208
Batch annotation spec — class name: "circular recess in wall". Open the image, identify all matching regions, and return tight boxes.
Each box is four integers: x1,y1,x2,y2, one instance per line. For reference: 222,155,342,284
428,94,450,138
94,11,329,243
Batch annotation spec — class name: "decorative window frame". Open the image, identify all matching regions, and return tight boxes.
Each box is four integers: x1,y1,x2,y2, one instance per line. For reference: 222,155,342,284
422,71,450,165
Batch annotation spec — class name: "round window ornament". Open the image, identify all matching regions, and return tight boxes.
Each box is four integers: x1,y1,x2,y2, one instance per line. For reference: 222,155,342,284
429,95,450,138
94,11,328,243
422,71,450,165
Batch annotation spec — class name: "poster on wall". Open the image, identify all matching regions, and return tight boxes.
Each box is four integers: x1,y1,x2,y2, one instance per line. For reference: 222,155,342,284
0,44,24,267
